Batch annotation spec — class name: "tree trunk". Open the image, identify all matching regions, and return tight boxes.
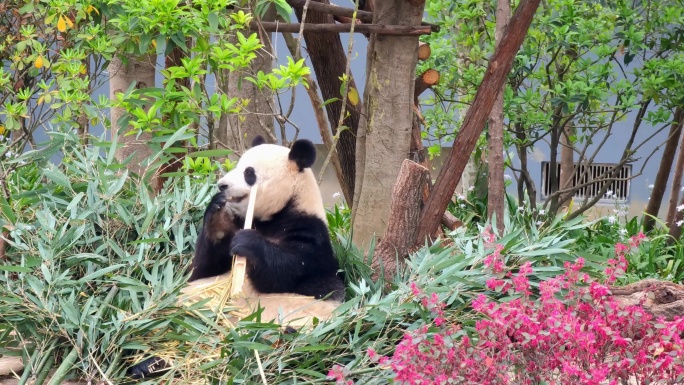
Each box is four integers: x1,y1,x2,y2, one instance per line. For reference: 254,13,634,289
216,10,276,155
644,107,683,231
668,193,684,240
155,44,193,193
558,121,575,210
351,0,426,249
665,112,684,228
294,0,360,206
416,0,541,243
372,160,430,281
108,54,156,178
486,0,511,236
411,69,439,169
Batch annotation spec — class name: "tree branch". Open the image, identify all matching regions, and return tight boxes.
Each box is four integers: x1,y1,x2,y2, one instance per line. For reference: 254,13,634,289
287,0,374,23
248,21,437,35
416,0,541,242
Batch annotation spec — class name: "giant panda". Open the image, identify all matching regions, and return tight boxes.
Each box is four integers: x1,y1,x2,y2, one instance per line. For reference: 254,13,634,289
189,135,345,300
128,136,345,379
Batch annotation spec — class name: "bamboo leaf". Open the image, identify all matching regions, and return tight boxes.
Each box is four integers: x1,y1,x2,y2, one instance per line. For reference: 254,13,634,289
77,264,125,283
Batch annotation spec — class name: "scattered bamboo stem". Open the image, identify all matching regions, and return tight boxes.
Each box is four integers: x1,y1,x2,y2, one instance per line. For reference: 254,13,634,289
103,349,124,379
30,340,58,385
254,349,268,385
17,347,39,385
230,186,258,296
33,354,54,385
47,347,79,385
97,285,119,319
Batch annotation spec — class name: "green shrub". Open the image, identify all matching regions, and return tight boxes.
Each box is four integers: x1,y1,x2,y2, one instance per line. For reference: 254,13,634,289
0,129,220,383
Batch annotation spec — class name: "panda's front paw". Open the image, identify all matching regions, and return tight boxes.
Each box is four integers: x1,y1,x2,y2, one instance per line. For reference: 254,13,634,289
230,229,263,261
203,192,236,242
207,192,228,213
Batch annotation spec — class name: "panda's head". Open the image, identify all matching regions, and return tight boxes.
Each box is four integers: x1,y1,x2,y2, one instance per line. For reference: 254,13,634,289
216,136,326,222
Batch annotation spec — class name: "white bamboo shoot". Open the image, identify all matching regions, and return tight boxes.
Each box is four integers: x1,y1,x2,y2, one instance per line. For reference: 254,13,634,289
230,186,258,296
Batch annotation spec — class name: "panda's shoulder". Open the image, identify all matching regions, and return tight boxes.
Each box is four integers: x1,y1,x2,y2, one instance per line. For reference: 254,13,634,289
260,200,327,231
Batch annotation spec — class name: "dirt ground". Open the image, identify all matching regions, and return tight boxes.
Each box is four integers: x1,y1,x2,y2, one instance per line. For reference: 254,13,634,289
0,356,86,385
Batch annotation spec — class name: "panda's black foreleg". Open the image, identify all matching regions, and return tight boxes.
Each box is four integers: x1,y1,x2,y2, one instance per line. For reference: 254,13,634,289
230,227,345,300
189,192,241,282
127,356,169,380
230,229,307,293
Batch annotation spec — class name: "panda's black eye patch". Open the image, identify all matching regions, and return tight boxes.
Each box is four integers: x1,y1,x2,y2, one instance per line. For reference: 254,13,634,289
244,167,257,186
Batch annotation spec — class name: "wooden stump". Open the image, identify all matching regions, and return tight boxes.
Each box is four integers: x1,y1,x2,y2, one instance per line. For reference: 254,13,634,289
414,69,440,99
441,211,463,231
372,160,430,281
417,42,431,61
611,279,684,321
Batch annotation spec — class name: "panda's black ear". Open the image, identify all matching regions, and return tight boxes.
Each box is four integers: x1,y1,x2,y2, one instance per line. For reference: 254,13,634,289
289,139,316,171
251,136,266,147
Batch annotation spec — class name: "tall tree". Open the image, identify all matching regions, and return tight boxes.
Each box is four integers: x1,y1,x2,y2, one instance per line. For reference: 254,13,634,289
558,121,575,210
216,9,276,154
486,0,511,235
416,0,541,242
293,0,361,205
351,0,426,248
665,113,684,228
644,107,684,231
108,55,156,177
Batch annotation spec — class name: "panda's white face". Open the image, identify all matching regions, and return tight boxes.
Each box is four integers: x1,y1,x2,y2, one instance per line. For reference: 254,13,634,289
216,140,326,221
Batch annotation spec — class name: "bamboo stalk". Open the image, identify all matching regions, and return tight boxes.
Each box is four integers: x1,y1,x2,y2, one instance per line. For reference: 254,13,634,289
47,347,79,385
33,354,54,385
29,340,58,385
17,347,39,385
230,186,258,296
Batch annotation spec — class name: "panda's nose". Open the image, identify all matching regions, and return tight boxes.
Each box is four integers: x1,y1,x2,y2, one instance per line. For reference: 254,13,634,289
218,183,228,192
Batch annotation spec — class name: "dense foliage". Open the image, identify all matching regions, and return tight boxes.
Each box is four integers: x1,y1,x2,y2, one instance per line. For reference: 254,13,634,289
1,129,684,384
2,0,684,384
331,237,684,384
421,0,684,216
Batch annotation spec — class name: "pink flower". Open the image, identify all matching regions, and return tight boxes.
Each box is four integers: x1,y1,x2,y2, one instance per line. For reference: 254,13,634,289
614,242,629,256
410,282,422,297
327,364,348,384
482,225,497,243
629,232,647,247
367,347,378,361
483,244,506,273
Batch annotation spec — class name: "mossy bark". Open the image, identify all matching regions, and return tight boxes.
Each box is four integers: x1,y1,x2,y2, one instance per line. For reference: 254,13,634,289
351,0,426,249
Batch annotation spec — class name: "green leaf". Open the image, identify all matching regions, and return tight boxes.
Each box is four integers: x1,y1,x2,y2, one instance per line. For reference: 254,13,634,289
207,12,219,31
322,97,339,107
232,341,273,351
0,265,32,273
294,368,327,378
43,168,71,189
186,149,234,158
138,33,152,54
0,194,16,223
77,264,126,283
170,31,188,52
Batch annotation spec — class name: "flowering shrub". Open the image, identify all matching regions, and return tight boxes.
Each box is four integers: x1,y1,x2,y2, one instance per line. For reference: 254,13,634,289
329,233,684,384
